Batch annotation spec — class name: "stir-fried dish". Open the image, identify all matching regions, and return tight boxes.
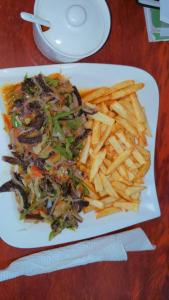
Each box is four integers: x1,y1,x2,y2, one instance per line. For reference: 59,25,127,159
0,73,95,240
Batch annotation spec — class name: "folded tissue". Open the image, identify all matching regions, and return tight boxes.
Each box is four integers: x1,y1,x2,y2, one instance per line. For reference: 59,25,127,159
0,228,155,282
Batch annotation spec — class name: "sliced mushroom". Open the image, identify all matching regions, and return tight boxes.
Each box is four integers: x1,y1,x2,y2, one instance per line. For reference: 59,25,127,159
29,113,44,130
27,100,41,112
73,86,82,106
14,98,24,108
35,74,52,94
25,214,44,221
53,201,69,218
82,105,97,115
18,134,42,144
75,128,91,144
22,77,37,96
0,180,29,209
2,156,20,165
72,200,89,212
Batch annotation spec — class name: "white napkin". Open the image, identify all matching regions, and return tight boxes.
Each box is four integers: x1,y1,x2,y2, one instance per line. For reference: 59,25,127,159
0,228,155,282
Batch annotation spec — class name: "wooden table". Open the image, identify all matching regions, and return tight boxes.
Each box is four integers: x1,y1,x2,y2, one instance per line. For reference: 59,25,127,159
0,1,168,299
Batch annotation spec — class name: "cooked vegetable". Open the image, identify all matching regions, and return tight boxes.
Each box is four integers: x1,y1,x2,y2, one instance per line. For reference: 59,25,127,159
73,86,82,106
0,179,29,209
35,74,52,94
11,115,22,128
2,114,12,131
30,166,43,178
0,73,95,240
44,76,59,88
18,134,43,144
22,77,38,96
29,113,44,130
66,118,82,130
2,156,20,165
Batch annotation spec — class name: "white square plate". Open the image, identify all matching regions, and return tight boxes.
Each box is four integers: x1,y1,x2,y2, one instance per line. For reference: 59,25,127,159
0,63,160,248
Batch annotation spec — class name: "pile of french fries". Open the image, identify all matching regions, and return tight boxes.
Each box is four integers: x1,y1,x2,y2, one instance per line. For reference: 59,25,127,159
78,80,151,219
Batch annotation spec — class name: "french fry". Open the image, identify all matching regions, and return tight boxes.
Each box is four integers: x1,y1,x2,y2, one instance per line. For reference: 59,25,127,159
93,125,112,154
116,131,131,148
110,101,128,119
108,111,116,118
113,201,138,211
89,150,106,181
111,181,126,190
109,135,123,153
96,206,120,218
109,170,125,182
130,94,152,136
134,121,146,134
142,107,152,137
101,196,117,206
132,149,146,165
100,103,109,114
82,87,111,102
125,186,145,196
88,188,99,200
99,172,118,198
111,181,132,201
106,100,117,106
119,97,135,115
108,137,136,170
85,197,104,209
111,83,144,100
93,94,111,104
138,134,147,147
100,164,108,175
89,148,94,159
103,159,112,170
116,191,132,202
106,151,116,161
80,135,91,164
91,120,100,145
134,178,144,184
99,189,108,197
125,158,137,170
84,102,96,109
80,88,97,98
130,93,145,123
78,164,89,174
137,146,150,160
131,192,141,201
79,79,151,220
111,101,145,134
83,179,98,195
136,160,151,178
127,170,136,181
82,80,135,103
116,116,138,136
108,137,136,169
106,148,133,174
85,119,93,129
100,123,107,135
89,112,115,126
118,165,128,179
94,173,103,193
110,80,135,93
83,205,94,213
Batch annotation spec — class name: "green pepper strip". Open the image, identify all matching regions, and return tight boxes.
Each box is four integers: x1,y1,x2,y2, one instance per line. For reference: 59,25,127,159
11,115,22,128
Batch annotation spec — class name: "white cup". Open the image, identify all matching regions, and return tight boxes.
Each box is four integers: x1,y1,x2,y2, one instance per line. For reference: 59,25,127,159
33,0,111,63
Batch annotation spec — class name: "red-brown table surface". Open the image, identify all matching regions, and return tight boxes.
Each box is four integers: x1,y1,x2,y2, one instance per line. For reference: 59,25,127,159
0,1,168,299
